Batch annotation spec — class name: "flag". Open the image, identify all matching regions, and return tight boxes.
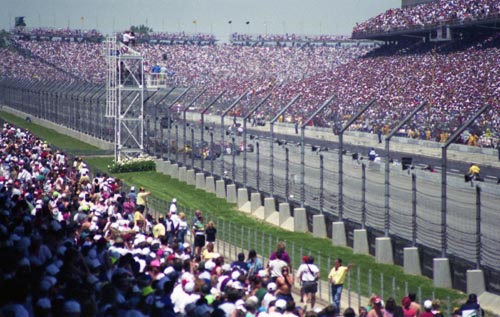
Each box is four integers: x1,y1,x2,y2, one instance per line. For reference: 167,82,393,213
15,16,26,27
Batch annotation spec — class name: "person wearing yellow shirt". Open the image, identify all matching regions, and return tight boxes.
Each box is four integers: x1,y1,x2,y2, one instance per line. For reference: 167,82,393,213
134,208,147,233
201,242,216,261
328,258,353,314
467,163,481,186
136,187,151,213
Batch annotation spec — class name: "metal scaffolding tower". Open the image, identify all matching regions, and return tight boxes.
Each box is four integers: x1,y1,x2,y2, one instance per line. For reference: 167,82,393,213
105,35,145,162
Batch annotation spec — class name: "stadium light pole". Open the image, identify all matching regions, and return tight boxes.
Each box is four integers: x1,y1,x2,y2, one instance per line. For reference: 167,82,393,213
167,87,191,162
441,104,489,258
300,94,336,208
220,91,249,178
337,99,376,221
269,94,301,197
242,93,272,187
384,101,427,237
182,88,208,166
200,90,226,172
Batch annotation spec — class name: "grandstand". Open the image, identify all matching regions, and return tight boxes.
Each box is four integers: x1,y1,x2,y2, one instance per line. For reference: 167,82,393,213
2,17,499,143
1,0,500,312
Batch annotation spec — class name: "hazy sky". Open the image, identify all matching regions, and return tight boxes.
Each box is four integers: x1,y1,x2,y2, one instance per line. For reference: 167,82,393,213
2,0,400,41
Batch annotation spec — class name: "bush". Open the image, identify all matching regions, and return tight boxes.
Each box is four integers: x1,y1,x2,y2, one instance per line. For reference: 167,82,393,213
108,156,156,173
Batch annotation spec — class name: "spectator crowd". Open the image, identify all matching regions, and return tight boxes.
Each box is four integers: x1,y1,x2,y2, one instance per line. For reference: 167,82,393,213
1,0,500,145
352,0,500,35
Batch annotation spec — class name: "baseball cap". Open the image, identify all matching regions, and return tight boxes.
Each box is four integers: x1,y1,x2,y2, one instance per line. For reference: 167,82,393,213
275,299,287,310
267,282,277,291
424,300,432,310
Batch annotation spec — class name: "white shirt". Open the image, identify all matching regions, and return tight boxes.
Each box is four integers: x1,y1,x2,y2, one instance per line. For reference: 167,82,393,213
296,263,319,282
268,258,287,278
261,292,277,310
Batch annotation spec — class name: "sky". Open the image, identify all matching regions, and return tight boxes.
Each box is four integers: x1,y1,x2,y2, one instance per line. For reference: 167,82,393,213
2,0,401,41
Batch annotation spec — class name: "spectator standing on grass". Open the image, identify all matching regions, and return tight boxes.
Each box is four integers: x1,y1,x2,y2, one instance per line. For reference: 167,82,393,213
328,258,353,313
135,187,150,213
192,215,205,256
191,209,202,227
268,249,289,283
177,212,188,244
297,255,320,309
270,241,291,267
205,220,217,244
169,198,177,214
128,186,137,203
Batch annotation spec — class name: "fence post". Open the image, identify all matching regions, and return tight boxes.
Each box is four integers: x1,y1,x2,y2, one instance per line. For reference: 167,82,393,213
476,185,482,269
362,163,366,229
380,272,384,300
191,128,195,169
368,269,372,298
357,266,361,311
412,173,417,246
327,257,332,303
256,141,260,191
175,124,179,163
285,148,290,199
210,132,214,174
320,154,324,213
392,277,396,299
232,136,236,183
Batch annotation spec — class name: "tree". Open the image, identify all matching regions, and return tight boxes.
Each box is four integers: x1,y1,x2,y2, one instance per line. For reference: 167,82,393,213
130,25,153,36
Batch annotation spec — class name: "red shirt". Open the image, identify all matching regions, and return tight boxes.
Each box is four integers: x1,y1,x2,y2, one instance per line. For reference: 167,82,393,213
403,307,417,317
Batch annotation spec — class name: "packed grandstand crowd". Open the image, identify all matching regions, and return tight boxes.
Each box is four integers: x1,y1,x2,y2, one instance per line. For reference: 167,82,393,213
1,0,499,144
352,0,500,35
229,33,352,44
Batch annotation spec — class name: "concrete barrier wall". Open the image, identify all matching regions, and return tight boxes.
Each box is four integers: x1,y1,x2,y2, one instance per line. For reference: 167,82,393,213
205,176,215,193
178,167,187,183
226,184,237,203
312,215,326,238
195,173,205,189
186,170,195,185
215,180,226,198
